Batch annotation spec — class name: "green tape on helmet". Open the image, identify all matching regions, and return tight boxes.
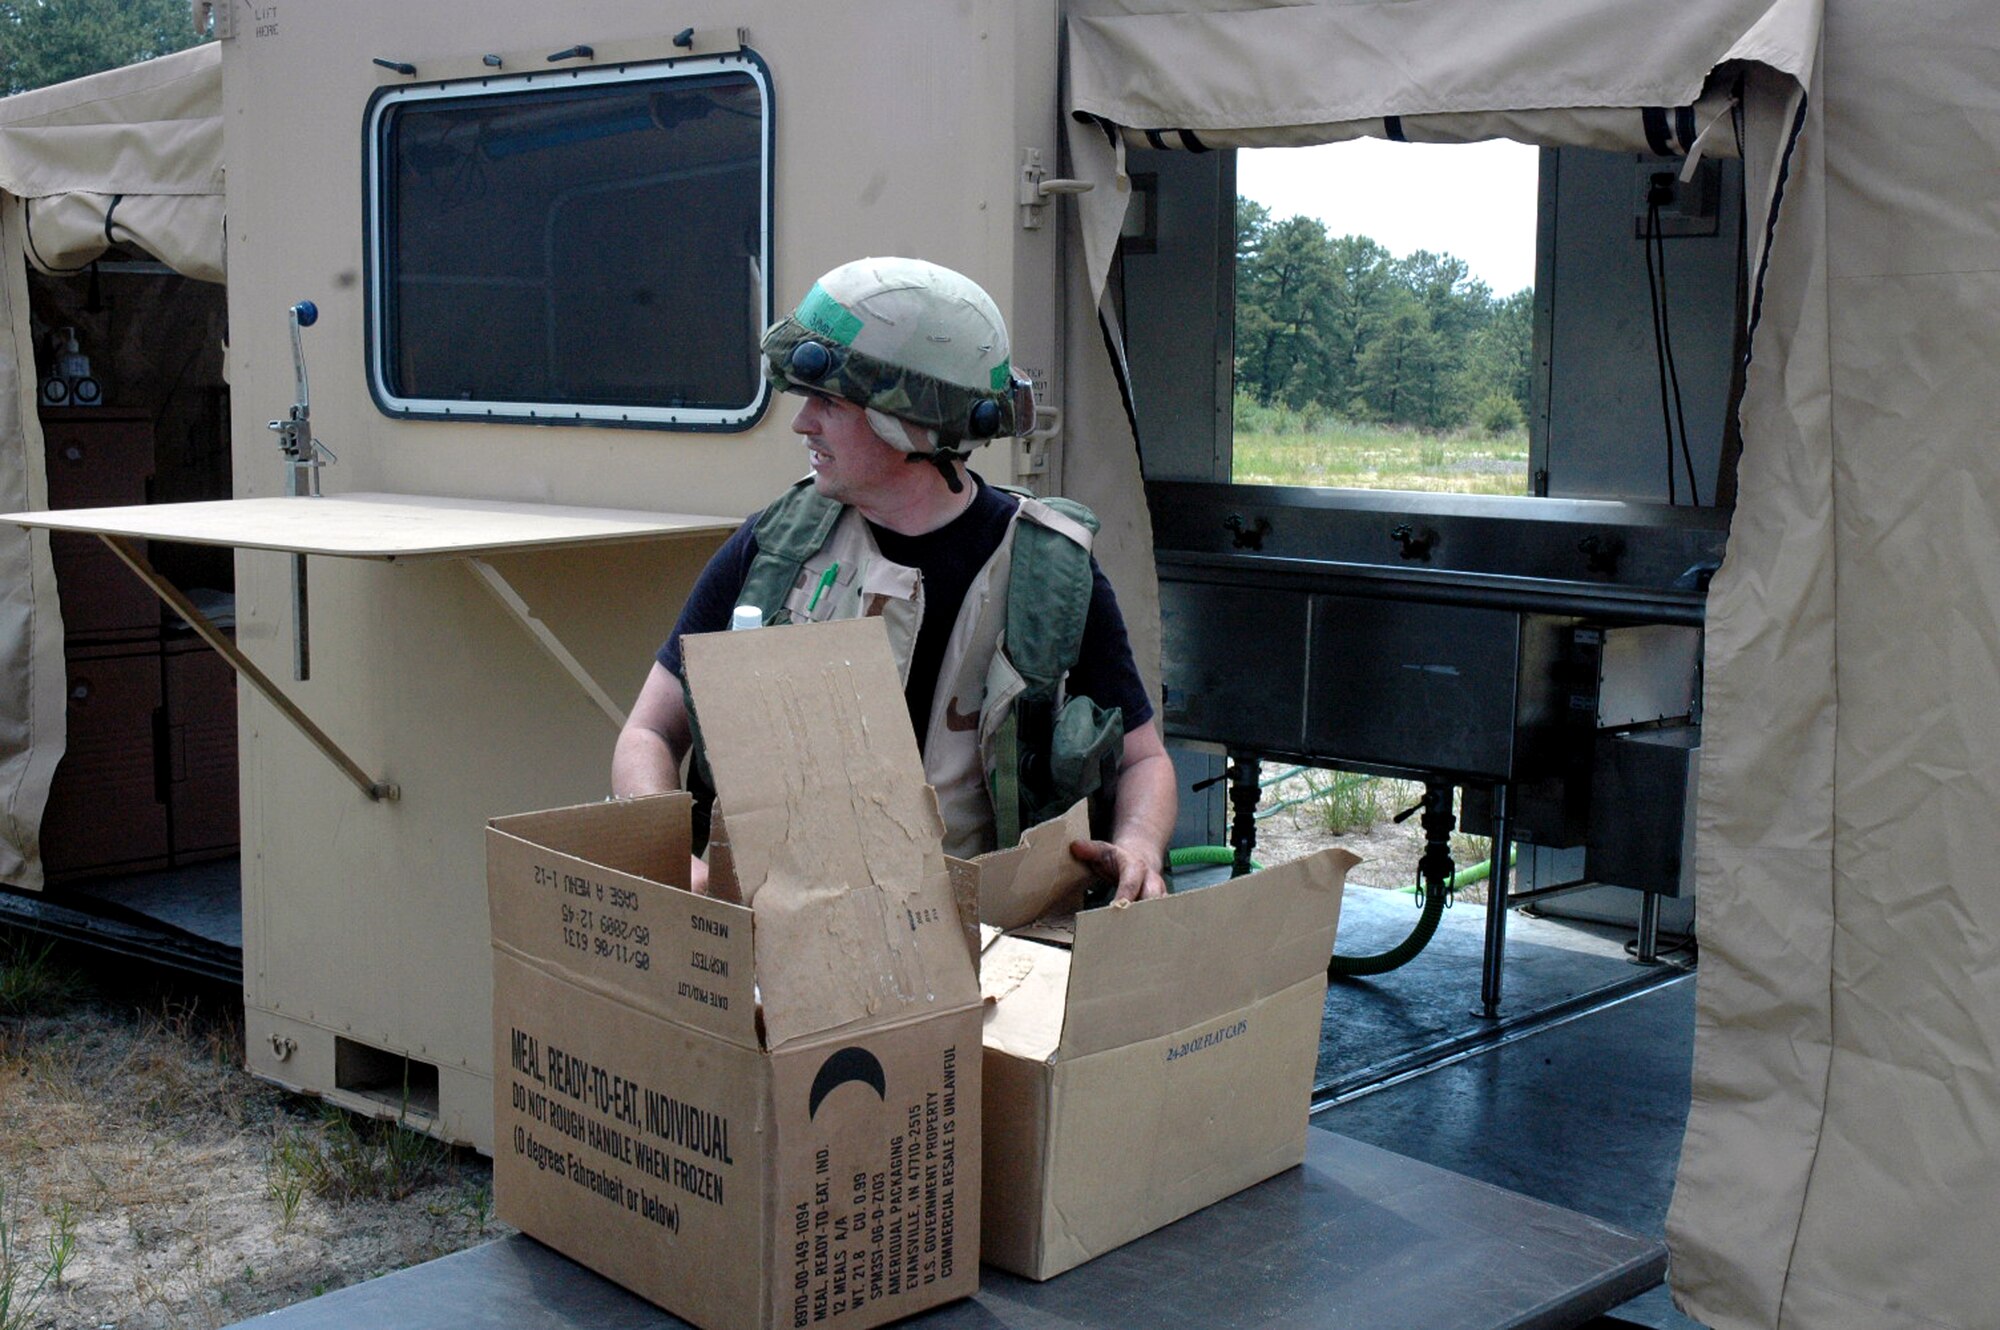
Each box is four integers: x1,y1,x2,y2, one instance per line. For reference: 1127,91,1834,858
793,283,863,346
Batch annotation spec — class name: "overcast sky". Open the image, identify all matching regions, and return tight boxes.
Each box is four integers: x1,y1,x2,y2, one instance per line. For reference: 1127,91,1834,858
1234,139,1542,297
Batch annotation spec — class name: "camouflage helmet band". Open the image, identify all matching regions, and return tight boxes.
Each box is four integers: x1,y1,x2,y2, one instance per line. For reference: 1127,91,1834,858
759,318,1018,442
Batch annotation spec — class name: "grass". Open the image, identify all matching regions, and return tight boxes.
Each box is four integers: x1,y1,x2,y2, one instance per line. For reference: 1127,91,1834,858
1256,766,1425,839
0,926,501,1325
1230,403,1531,494
0,937,83,1019
0,1183,53,1330
1300,770,1391,836
267,1102,455,1215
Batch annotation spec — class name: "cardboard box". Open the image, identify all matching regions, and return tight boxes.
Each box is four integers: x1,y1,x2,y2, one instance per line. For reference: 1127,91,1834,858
489,619,982,1330
965,804,1354,1280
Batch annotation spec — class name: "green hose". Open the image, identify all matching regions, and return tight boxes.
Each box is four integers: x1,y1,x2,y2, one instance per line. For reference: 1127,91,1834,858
1167,844,1262,874
1328,874,1448,978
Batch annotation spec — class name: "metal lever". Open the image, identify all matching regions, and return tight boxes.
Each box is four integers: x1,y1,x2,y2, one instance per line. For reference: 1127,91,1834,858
1578,534,1625,577
1391,523,1439,561
1224,513,1271,551
1018,148,1095,230
266,300,334,681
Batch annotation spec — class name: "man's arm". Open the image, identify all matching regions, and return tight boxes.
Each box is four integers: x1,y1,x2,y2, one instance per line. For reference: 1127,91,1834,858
1070,718,1177,904
612,664,712,893
612,662,693,797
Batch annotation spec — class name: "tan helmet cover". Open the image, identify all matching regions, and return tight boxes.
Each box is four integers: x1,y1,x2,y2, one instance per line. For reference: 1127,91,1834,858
760,256,1022,449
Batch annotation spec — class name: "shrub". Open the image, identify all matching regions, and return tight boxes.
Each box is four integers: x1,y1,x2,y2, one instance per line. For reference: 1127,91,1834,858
1475,391,1524,437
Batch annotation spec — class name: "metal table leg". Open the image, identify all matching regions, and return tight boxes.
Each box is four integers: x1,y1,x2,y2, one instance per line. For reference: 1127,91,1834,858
1634,891,1662,965
1477,784,1512,1020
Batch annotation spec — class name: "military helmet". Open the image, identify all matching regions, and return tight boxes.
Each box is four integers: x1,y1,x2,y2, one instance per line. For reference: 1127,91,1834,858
760,257,1029,452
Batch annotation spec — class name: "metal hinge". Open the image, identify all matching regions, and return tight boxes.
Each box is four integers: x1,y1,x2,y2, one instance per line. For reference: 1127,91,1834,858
196,0,234,40
1019,148,1093,230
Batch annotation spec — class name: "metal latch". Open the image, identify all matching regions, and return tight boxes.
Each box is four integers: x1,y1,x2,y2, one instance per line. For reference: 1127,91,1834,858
1016,404,1062,477
1019,148,1093,230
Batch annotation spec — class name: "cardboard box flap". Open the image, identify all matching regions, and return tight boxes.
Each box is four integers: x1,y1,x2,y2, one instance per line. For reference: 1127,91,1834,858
980,933,1072,1062
958,800,1094,931
490,793,692,887
685,619,977,1049
1056,847,1356,1059
487,795,761,1048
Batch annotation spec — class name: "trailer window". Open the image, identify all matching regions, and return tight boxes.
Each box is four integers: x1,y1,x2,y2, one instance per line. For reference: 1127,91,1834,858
365,55,772,429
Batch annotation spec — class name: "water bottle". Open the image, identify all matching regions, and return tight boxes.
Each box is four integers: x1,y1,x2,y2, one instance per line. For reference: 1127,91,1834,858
730,604,763,631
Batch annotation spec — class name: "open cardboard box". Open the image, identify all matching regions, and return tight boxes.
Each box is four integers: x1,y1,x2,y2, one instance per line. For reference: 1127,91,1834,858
963,803,1355,1280
488,619,981,1330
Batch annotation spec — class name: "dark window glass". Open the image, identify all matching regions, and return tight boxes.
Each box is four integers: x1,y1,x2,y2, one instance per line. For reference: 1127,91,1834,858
367,59,770,428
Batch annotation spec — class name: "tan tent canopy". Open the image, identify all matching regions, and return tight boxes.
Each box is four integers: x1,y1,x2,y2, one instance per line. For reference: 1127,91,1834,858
0,41,224,281
1062,0,1819,302
0,41,222,890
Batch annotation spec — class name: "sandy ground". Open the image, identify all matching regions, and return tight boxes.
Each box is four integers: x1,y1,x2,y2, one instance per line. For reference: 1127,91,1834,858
0,958,506,1330
0,767,1450,1328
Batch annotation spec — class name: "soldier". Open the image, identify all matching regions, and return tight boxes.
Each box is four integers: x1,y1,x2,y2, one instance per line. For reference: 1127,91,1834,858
614,257,1174,901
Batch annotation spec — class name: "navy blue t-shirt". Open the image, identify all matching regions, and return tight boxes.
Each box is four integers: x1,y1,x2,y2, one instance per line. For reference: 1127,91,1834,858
659,478,1154,752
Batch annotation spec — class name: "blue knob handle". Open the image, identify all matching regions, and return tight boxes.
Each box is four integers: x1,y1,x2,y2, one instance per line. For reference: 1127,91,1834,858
293,300,318,328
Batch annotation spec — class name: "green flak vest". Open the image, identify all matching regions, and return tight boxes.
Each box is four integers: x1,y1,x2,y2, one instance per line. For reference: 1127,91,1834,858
720,478,1124,857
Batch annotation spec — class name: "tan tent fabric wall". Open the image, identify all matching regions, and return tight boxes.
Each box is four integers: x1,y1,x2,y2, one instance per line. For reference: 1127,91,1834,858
1667,58,1836,1329
0,198,65,890
1675,4,2000,1325
0,40,224,888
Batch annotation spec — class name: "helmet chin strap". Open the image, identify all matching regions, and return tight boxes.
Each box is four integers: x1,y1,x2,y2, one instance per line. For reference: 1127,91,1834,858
907,439,970,493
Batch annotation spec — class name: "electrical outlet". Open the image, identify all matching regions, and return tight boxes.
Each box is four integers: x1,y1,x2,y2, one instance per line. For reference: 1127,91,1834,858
1633,157,1721,238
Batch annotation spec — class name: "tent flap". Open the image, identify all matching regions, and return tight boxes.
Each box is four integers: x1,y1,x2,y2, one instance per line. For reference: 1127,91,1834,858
23,192,225,285
1066,0,1817,133
0,42,223,887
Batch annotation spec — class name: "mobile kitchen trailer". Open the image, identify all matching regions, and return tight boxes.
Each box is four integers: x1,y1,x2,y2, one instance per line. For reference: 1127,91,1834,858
4,1,1996,1326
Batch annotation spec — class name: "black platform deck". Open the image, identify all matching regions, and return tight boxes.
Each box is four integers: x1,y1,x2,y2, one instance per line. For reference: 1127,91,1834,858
221,1128,1663,1330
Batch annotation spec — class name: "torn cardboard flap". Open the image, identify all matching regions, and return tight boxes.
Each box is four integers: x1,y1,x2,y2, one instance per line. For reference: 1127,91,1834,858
957,799,1093,931
979,934,1072,1060
684,619,975,1050
1056,845,1356,1060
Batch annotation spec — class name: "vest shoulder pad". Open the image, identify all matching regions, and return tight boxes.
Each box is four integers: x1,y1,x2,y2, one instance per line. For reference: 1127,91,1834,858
751,478,844,559
1005,495,1100,697
739,480,845,621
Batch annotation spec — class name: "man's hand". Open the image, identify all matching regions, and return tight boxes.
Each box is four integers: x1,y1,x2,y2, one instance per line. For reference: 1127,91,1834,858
1066,719,1178,905
1069,837,1167,904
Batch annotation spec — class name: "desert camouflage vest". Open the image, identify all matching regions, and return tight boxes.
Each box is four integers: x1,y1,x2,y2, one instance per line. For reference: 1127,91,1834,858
732,478,1124,857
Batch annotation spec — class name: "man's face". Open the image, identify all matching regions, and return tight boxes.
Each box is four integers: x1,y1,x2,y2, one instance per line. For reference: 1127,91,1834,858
791,395,909,504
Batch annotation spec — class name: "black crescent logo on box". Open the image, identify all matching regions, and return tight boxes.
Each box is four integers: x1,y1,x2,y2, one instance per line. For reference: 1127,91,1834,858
807,1046,886,1119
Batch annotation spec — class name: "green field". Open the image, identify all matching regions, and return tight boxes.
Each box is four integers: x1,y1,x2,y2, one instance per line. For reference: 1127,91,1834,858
1231,407,1531,495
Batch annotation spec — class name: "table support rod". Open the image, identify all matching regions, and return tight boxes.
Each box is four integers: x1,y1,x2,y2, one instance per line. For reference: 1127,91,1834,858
466,558,627,730
98,535,399,802
291,551,311,681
